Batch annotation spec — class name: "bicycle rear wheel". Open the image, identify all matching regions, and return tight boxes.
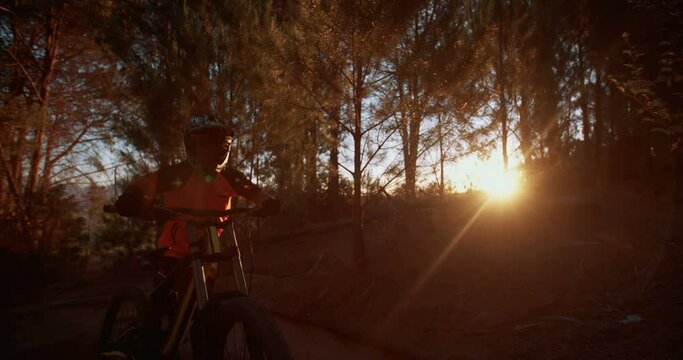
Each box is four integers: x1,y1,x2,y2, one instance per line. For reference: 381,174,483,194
98,286,155,359
207,296,293,360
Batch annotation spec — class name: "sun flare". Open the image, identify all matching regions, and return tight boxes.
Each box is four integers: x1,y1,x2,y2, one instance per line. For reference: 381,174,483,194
481,170,520,199
443,153,522,198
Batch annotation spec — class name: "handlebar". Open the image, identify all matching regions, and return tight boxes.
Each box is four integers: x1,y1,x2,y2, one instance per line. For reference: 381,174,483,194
103,204,257,220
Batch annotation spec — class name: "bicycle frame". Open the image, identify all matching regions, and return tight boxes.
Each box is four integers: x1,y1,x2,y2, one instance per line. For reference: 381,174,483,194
157,220,249,356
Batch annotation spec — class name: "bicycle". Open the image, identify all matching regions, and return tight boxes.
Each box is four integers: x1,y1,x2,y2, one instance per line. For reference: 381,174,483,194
97,205,293,359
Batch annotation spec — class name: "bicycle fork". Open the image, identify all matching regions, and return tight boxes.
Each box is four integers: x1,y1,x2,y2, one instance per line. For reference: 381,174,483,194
188,223,210,310
223,222,249,296
187,222,249,312
162,221,250,356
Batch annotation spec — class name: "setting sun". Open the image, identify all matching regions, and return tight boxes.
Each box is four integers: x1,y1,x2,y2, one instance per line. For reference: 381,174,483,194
443,152,523,198
481,169,520,199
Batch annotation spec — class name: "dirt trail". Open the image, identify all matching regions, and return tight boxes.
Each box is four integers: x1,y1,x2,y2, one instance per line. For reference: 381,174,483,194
276,315,405,360
2,292,405,359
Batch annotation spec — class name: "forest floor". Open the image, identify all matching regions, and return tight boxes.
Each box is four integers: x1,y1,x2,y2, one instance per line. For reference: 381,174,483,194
248,180,683,359
2,180,683,359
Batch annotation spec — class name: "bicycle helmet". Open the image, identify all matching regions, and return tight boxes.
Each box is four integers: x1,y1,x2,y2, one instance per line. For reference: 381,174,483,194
183,114,234,172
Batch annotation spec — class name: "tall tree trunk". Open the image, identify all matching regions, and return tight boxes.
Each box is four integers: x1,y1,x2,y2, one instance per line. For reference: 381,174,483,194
399,103,421,199
0,107,10,212
292,143,305,196
497,0,509,172
404,125,419,198
398,86,421,198
593,69,604,184
251,151,259,185
305,119,318,219
533,0,560,164
405,15,424,199
398,106,412,196
577,13,591,175
519,89,531,164
0,170,4,212
499,98,509,171
437,114,445,196
352,121,365,267
0,141,23,213
5,16,25,213
40,119,58,195
327,107,341,219
606,84,627,180
26,0,64,216
275,143,291,200
10,127,26,204
352,60,365,268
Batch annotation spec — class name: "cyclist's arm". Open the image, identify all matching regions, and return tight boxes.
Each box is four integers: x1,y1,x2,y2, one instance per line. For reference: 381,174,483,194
115,162,193,216
222,168,281,216
114,178,154,217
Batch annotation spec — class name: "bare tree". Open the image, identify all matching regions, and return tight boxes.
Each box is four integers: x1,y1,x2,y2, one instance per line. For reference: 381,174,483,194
272,0,422,266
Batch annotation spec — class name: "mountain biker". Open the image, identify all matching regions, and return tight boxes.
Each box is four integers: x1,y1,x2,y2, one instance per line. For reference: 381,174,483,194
104,115,281,358
113,114,280,260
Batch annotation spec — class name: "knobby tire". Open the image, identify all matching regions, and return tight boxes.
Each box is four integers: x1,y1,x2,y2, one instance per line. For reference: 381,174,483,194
202,296,293,360
98,286,155,359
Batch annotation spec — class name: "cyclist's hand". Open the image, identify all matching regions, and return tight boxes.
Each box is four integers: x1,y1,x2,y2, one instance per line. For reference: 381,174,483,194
115,187,146,217
253,198,281,217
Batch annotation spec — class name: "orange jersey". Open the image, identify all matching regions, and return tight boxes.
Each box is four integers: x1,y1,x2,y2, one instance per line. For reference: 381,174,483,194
129,161,269,257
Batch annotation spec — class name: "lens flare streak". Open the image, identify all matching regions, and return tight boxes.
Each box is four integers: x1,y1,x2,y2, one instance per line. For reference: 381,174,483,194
379,199,490,331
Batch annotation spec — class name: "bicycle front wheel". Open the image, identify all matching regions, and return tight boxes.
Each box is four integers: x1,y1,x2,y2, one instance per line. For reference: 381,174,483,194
98,286,155,359
208,296,293,360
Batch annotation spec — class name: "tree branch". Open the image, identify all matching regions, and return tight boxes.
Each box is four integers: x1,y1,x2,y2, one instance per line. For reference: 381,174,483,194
51,163,122,186
46,121,95,169
4,49,43,102
274,48,354,135
361,111,397,136
337,161,354,176
361,127,398,173
0,139,24,206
